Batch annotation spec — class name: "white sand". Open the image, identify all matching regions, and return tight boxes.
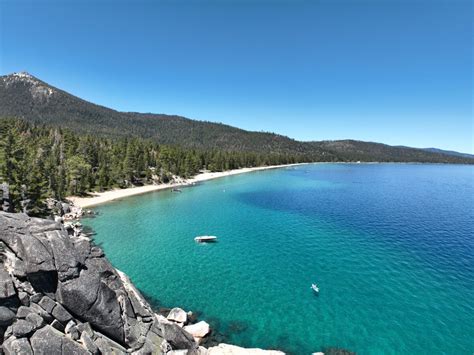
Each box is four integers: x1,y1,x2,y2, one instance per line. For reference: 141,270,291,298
68,163,306,208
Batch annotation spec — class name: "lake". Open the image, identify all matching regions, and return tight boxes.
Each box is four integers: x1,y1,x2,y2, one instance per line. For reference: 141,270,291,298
83,164,474,354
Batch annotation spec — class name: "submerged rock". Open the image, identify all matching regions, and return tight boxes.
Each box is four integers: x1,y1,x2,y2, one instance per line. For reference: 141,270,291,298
323,348,356,355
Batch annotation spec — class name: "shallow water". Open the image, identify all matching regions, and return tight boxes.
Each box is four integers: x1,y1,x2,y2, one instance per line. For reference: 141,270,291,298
84,164,474,354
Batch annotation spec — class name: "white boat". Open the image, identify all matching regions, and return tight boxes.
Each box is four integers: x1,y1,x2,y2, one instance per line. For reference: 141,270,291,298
194,235,218,243
311,283,319,293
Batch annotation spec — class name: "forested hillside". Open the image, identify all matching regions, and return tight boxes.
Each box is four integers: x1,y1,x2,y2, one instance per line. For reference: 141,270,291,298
1,72,472,164
0,118,311,215
309,140,473,164
0,72,321,155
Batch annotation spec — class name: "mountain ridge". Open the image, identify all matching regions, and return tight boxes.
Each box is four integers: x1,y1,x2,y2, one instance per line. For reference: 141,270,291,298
1,72,472,164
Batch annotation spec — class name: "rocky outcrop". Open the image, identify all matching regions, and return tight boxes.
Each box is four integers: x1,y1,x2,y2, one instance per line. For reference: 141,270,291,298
0,212,163,354
0,212,287,354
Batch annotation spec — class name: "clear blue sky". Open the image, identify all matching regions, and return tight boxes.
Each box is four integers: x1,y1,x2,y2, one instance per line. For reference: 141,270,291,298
1,0,472,153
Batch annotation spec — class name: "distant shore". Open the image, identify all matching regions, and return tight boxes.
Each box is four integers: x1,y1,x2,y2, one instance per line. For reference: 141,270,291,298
68,163,307,208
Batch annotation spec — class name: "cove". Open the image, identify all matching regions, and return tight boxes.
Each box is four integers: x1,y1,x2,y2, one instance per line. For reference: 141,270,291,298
83,164,474,354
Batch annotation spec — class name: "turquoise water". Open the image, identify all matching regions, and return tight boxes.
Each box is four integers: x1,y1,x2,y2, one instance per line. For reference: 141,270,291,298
84,164,474,354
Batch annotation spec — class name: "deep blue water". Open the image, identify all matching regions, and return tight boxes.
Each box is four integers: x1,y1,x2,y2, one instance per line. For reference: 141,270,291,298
84,164,474,354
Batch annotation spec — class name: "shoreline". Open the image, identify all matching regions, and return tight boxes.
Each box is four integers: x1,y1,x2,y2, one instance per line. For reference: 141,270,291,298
66,161,465,209
68,163,307,208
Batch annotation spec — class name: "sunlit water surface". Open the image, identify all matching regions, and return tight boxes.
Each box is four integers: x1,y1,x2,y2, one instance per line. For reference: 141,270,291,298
84,164,474,354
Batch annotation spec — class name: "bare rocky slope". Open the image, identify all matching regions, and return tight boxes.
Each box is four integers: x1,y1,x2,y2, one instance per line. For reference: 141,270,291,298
0,212,284,354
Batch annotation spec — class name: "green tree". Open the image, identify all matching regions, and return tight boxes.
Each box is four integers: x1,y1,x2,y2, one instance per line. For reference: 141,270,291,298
66,156,92,195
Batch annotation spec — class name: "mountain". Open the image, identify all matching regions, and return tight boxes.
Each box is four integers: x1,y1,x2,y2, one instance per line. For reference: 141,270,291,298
309,140,474,164
0,72,472,164
422,148,473,159
0,72,316,156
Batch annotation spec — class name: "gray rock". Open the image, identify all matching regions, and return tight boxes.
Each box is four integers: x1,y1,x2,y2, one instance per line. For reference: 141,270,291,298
12,277,34,295
90,246,104,258
160,340,173,353
116,270,152,318
89,280,124,341
29,302,54,323
56,258,125,344
62,203,71,214
62,335,90,354
27,216,59,233
94,334,127,354
26,312,44,329
0,214,29,261
0,306,16,326
30,293,43,303
76,322,94,338
184,321,210,343
126,289,149,318
135,328,165,355
189,346,209,355
46,230,80,281
52,303,73,324
51,319,65,332
56,266,100,317
65,320,81,341
0,268,19,308
4,324,13,338
65,319,76,333
167,307,187,324
30,324,89,354
3,336,34,355
16,306,33,318
119,292,135,318
18,291,29,306
22,231,58,295
12,319,35,337
30,326,62,354
159,319,196,350
80,332,100,354
0,269,16,298
73,239,91,264
10,258,28,279
38,295,56,313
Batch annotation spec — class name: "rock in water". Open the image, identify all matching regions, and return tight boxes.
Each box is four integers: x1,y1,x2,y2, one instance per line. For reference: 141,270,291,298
184,321,211,343
167,307,188,324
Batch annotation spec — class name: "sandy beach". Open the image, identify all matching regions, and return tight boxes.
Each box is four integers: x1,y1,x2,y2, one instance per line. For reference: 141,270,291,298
68,163,306,208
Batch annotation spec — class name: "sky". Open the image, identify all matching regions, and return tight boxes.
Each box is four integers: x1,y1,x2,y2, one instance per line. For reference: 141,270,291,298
1,0,472,153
